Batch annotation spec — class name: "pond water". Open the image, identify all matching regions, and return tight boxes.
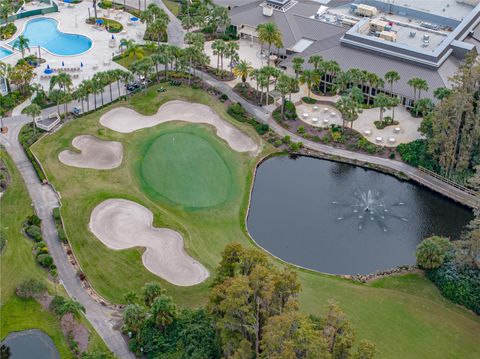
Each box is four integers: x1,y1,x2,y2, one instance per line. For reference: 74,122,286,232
1,329,60,359
247,156,473,275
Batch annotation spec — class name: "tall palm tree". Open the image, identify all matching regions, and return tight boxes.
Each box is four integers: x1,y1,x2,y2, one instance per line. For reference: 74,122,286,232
407,77,428,100
292,57,304,82
308,55,323,71
374,93,392,123
256,22,283,60
124,40,145,61
233,59,253,87
23,103,41,136
13,35,30,58
50,72,73,116
416,79,429,99
321,60,340,94
384,70,400,96
225,41,239,74
260,66,277,106
299,69,320,98
211,39,226,74
276,74,291,117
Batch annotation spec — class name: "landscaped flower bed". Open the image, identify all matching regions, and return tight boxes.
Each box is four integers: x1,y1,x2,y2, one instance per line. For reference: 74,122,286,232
233,82,274,106
0,23,17,40
86,17,123,33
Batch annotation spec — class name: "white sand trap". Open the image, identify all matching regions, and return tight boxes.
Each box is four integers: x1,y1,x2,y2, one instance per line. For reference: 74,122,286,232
99,100,258,153
58,135,123,170
89,199,209,286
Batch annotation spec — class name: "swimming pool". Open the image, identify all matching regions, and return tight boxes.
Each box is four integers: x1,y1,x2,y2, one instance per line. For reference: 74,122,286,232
0,46,13,59
10,18,92,56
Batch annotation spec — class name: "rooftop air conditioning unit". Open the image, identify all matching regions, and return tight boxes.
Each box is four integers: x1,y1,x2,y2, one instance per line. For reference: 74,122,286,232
263,6,274,17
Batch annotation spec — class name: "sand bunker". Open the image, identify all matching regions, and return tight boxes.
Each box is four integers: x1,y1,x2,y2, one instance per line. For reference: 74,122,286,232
58,135,123,170
99,100,258,153
89,199,209,286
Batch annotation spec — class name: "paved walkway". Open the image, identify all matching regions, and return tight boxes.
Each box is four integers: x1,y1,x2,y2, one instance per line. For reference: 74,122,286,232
0,117,134,359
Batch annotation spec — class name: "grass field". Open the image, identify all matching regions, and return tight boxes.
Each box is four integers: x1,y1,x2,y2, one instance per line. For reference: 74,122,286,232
0,150,107,357
140,129,233,209
162,0,180,16
31,84,480,358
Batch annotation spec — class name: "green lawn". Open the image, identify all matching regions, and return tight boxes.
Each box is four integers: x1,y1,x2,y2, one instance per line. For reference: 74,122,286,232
31,84,480,358
0,150,108,357
140,129,234,209
162,0,180,17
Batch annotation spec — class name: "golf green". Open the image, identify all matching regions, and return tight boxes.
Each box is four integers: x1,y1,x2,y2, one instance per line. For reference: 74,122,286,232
139,129,233,209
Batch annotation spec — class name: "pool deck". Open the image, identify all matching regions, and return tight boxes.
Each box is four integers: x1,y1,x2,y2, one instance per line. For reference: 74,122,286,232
1,2,147,88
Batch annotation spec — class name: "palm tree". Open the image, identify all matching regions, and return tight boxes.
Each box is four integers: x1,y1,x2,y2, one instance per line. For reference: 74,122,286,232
292,57,304,82
211,39,226,74
276,74,291,117
131,57,154,91
233,59,253,87
407,77,428,100
124,40,145,61
366,72,384,105
0,62,13,93
49,89,63,116
13,35,30,58
416,79,429,99
260,66,277,106
308,55,323,71
374,93,392,123
321,60,340,94
299,69,320,98
256,22,283,60
336,95,360,131
225,41,239,74
50,72,73,116
384,70,400,96
23,103,41,136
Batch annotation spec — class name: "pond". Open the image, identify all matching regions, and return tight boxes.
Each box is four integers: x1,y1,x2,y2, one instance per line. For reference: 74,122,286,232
247,156,473,275
1,329,60,359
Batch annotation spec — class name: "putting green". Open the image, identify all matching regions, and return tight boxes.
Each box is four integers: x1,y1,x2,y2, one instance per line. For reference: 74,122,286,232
139,129,232,209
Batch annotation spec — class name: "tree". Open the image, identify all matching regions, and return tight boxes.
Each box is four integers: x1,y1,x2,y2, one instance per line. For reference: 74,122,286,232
124,291,138,304
59,298,85,319
123,40,145,61
233,59,253,87
384,70,400,96
122,303,146,340
256,22,283,60
130,57,154,91
23,103,41,136
433,87,452,101
260,310,329,359
211,39,226,74
142,282,164,307
407,77,429,100
352,340,377,359
321,302,355,359
13,35,30,58
50,71,73,115
276,74,292,117
374,93,391,123
210,5,230,34
416,236,452,269
292,57,304,82
225,41,240,74
9,62,35,95
308,54,323,71
336,94,361,130
299,70,319,98
150,294,178,330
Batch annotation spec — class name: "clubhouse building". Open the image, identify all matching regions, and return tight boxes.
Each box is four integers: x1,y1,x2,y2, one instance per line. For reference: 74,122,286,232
230,0,480,106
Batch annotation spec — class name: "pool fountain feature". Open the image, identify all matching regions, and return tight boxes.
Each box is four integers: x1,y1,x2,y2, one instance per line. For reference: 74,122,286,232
333,189,408,232
247,156,473,275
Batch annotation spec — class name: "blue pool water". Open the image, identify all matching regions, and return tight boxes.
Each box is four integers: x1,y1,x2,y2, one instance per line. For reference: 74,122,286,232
10,18,92,56
0,46,13,59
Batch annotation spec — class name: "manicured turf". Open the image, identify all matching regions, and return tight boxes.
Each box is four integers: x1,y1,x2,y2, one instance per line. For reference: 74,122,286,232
31,84,480,358
0,150,108,356
140,130,233,209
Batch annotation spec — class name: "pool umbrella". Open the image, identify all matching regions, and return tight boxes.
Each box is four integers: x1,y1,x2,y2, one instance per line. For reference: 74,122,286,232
80,62,84,68
62,61,65,66
64,0,72,2
96,19,104,25
44,65,53,74
111,34,115,39
131,17,139,25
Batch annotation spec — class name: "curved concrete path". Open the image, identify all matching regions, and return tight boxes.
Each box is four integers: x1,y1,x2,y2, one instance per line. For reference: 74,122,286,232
0,116,134,359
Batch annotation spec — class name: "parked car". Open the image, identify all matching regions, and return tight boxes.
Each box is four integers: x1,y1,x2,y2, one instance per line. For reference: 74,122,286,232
126,82,141,92
71,106,82,117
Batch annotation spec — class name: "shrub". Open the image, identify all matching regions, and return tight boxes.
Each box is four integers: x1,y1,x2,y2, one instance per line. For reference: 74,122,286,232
0,23,17,40
27,214,41,226
37,253,54,268
427,260,480,314
289,142,303,152
283,101,298,121
356,137,378,154
219,93,228,101
53,207,61,222
255,123,269,135
273,139,282,147
25,225,42,242
49,295,67,316
301,97,317,104
16,279,46,298
416,236,452,269
397,139,436,169
227,103,248,122
282,136,291,144
297,126,306,134
57,227,68,243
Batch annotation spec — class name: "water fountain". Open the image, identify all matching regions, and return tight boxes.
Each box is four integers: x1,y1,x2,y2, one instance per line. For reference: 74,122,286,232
332,189,408,232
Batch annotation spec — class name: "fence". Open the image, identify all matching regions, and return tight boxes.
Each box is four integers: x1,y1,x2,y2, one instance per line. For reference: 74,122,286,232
418,166,480,197
0,0,58,25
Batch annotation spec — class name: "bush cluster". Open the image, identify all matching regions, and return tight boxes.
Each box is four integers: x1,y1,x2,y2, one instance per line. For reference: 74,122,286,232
24,215,56,272
16,279,46,298
53,207,68,243
301,96,317,104
397,139,437,169
0,23,17,40
19,123,46,181
227,103,269,135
